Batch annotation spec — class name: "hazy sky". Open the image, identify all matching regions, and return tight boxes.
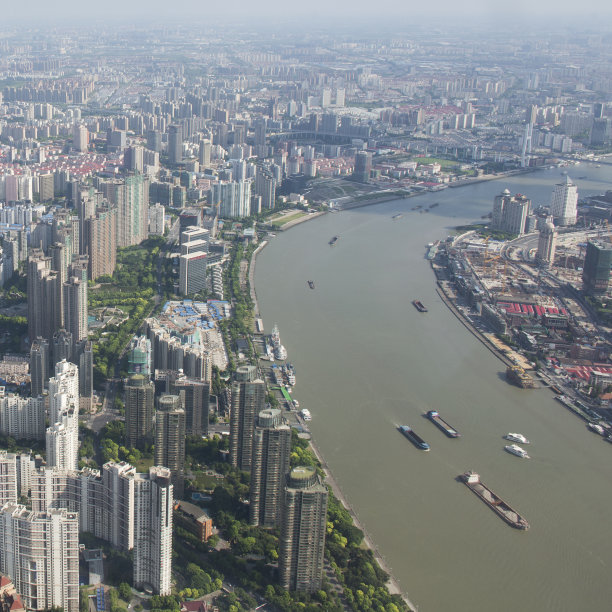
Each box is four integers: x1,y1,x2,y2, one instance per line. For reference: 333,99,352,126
2,0,612,24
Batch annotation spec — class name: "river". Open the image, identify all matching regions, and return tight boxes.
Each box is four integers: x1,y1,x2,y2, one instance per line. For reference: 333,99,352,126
254,163,612,612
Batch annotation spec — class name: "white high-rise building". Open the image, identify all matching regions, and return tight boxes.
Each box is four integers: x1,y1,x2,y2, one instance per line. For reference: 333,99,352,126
47,361,79,470
46,422,78,470
102,461,136,551
149,203,165,235
133,466,173,595
211,180,251,218
0,504,79,612
550,175,578,226
0,391,45,440
0,452,18,507
73,124,88,152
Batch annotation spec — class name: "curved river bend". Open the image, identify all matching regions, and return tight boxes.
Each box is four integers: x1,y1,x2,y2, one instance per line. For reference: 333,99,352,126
255,166,612,612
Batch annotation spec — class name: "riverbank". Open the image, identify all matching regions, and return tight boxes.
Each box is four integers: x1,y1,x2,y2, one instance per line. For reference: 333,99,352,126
248,232,415,611
308,441,417,612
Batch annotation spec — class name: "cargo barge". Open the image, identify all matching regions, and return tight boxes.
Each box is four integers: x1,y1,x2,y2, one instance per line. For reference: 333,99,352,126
398,425,430,450
412,300,428,313
426,410,460,438
459,472,529,530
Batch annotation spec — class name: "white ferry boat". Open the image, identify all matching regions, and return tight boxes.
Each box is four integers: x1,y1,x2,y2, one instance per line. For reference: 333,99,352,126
504,433,530,444
504,444,530,459
300,408,312,421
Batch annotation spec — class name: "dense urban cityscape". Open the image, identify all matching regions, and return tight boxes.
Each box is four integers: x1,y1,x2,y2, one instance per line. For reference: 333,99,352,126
0,9,611,612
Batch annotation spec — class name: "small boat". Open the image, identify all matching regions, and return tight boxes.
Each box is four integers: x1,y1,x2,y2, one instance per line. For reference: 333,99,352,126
300,408,312,421
504,433,530,444
307,280,315,289
392,213,403,220
504,444,530,458
329,235,339,246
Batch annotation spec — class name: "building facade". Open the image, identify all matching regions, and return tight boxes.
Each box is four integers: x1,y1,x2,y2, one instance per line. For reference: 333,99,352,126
278,466,328,593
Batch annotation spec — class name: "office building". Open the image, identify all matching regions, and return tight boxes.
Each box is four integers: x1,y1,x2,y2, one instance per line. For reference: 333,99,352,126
155,395,185,499
353,151,372,183
29,337,49,397
133,467,173,595
249,409,291,528
168,374,210,436
0,505,79,612
125,374,155,449
230,366,265,471
278,466,328,592
582,240,612,295
491,190,531,235
550,175,578,226
168,125,183,165
179,252,207,296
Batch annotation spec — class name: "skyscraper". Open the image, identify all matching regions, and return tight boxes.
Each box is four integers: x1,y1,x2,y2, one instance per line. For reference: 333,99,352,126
168,125,183,165
0,392,45,441
491,190,530,235
73,124,88,152
155,395,186,499
249,408,291,528
536,218,557,268
46,360,79,470
582,240,612,295
108,174,149,248
83,203,117,280
230,366,265,471
125,374,155,449
63,270,88,349
353,151,372,183
211,180,252,218
550,176,578,226
133,466,173,595
168,374,210,436
27,249,60,342
179,252,207,295
278,466,328,593
29,337,49,397
0,505,79,612
128,336,152,377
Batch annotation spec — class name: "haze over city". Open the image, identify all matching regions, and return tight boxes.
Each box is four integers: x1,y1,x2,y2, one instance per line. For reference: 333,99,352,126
0,8,611,612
